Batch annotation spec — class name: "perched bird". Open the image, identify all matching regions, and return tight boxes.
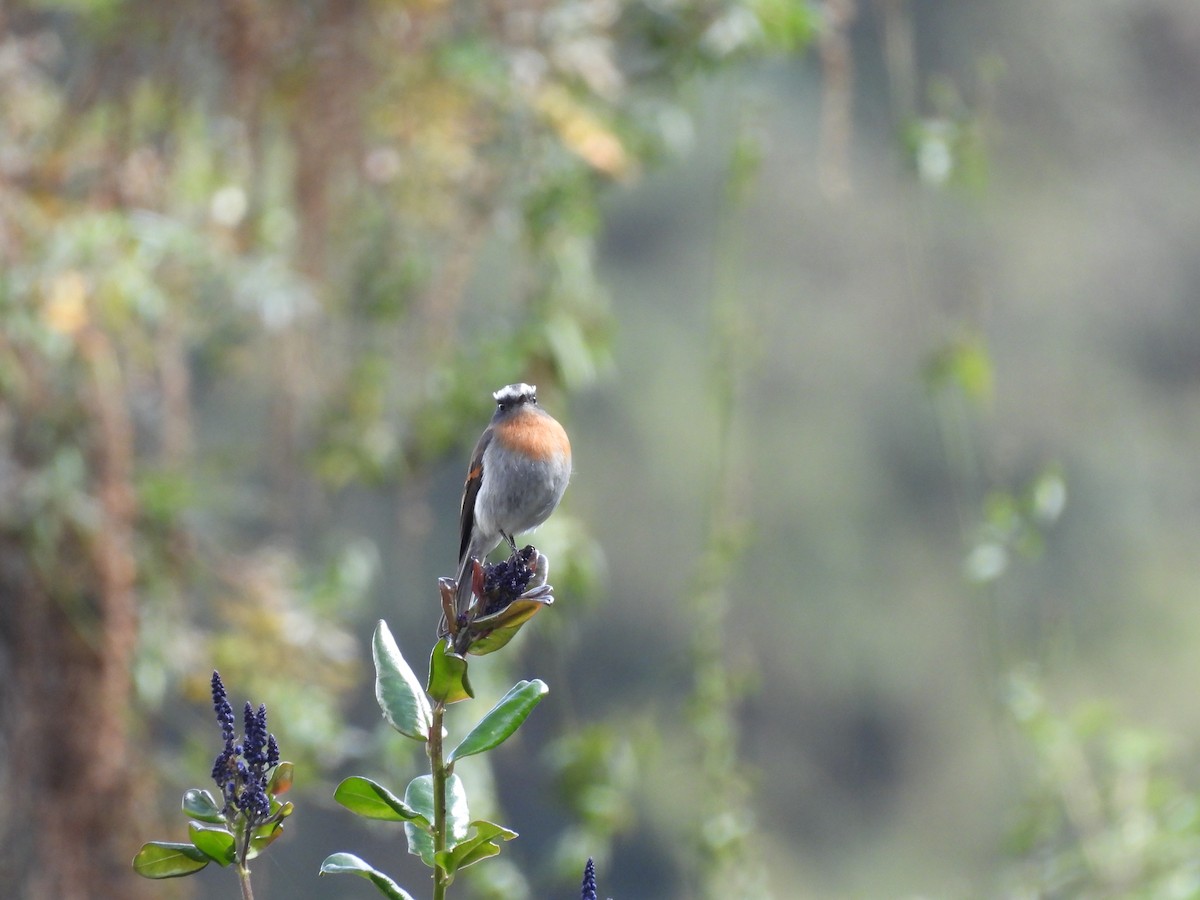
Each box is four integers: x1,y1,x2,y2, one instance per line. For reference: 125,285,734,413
447,383,571,632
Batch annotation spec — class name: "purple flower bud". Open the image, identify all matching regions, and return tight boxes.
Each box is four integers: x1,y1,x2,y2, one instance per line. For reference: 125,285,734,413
211,671,237,747
581,858,597,900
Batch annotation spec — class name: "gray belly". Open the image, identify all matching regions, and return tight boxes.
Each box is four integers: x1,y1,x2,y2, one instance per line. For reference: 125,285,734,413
475,449,570,538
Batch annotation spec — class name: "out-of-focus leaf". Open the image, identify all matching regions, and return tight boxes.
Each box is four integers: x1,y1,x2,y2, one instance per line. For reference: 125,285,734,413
319,852,416,900
373,620,432,741
546,723,637,831
268,761,294,795
334,776,430,826
535,85,632,178
923,333,993,405
1031,467,1067,524
984,491,1020,539
438,38,507,92
448,680,548,763
132,841,209,879
750,0,819,51
136,470,197,527
964,541,1007,583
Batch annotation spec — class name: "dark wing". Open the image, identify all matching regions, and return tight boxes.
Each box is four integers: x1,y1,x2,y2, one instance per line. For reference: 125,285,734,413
457,426,492,564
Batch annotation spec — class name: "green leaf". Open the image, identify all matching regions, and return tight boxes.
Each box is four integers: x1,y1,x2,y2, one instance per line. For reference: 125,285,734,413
466,597,552,655
402,775,436,866
270,798,295,821
181,788,225,823
334,776,430,826
268,760,294,796
404,774,469,866
448,680,548,764
373,620,433,742
187,823,236,866
434,820,518,876
247,809,291,859
427,639,473,704
319,852,417,900
437,840,500,875
132,841,210,879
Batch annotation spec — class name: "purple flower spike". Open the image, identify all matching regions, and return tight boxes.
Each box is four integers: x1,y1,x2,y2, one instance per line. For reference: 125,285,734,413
208,674,280,824
581,857,597,900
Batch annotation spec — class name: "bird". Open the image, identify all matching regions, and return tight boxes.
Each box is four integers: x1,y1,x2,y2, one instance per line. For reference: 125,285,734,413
446,382,572,634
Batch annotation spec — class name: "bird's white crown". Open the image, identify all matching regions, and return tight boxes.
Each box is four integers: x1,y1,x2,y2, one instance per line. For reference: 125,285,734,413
493,383,537,405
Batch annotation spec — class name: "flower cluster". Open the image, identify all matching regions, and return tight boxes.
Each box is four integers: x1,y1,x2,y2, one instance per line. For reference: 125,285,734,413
441,545,555,655
210,671,280,823
481,545,537,615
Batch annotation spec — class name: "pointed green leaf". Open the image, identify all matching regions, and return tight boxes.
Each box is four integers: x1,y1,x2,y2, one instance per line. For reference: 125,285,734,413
437,839,500,874
319,852,417,900
247,820,284,859
258,796,294,829
187,823,236,866
448,680,548,764
373,620,432,741
427,639,473,704
246,825,280,859
132,841,210,879
470,819,518,841
434,820,518,876
334,776,430,826
268,761,294,796
472,595,550,629
181,788,225,823
403,774,468,866
466,597,552,655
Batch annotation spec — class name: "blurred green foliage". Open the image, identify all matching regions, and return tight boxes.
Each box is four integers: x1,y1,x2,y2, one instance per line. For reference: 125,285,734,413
1004,670,1200,898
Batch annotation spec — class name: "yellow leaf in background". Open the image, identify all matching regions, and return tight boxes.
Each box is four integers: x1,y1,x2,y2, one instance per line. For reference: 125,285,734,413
535,85,632,179
43,270,89,336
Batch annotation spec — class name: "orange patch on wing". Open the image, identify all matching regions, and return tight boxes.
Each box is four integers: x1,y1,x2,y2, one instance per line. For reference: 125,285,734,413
495,410,571,460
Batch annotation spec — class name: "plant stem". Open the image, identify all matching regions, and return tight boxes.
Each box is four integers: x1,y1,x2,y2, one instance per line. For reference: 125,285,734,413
235,815,256,900
430,699,449,900
236,862,255,900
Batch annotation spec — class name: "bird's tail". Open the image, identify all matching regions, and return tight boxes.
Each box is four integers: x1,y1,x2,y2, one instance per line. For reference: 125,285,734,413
439,554,478,639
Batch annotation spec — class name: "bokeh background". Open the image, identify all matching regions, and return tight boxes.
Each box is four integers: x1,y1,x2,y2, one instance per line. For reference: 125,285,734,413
4,0,1200,898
